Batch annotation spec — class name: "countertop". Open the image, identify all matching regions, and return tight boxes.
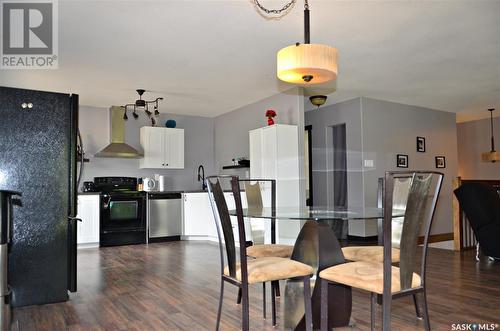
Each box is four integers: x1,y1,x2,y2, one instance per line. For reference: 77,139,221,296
78,189,238,195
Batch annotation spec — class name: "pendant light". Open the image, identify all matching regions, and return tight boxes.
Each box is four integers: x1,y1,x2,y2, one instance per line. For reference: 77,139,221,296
264,0,338,85
481,108,499,163
309,95,327,109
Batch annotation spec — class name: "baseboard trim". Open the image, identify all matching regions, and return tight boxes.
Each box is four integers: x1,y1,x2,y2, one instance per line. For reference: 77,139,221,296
418,232,454,245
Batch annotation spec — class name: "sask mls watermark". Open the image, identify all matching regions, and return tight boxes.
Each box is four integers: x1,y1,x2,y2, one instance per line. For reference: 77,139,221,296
1,0,58,69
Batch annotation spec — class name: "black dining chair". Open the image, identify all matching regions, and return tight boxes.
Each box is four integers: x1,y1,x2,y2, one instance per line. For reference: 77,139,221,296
235,179,294,319
206,175,314,331
319,171,444,331
454,182,500,260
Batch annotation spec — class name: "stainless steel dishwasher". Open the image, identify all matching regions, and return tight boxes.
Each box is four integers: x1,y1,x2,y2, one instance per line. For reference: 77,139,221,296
147,192,182,242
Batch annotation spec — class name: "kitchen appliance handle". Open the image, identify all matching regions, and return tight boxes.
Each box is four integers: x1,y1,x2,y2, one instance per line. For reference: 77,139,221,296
77,129,84,190
68,94,79,217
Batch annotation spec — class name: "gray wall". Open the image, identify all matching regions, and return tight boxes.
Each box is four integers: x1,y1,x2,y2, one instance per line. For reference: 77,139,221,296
79,106,215,191
361,97,458,236
457,117,500,179
213,87,304,176
305,97,458,236
305,98,364,211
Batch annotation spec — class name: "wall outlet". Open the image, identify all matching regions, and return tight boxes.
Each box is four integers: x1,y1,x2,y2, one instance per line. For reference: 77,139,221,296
364,159,374,168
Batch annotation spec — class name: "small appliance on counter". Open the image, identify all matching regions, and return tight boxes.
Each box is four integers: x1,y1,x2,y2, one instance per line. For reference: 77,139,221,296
143,177,156,192
82,181,96,192
95,177,146,246
155,175,166,192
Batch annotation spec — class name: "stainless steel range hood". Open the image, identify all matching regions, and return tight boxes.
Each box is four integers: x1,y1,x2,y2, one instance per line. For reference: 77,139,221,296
95,106,143,158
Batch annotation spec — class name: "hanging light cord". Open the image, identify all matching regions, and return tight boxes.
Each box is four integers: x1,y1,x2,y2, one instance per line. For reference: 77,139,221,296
489,108,496,152
253,0,297,15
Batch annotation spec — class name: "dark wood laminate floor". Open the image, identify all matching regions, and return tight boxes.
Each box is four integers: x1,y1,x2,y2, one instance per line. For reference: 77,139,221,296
12,241,500,331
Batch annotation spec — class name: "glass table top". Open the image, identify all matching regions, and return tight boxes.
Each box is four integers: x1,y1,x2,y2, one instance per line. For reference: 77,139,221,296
229,206,405,221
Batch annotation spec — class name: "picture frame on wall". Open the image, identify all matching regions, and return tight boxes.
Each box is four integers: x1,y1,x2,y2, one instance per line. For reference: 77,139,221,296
435,156,446,168
417,136,426,152
397,154,408,168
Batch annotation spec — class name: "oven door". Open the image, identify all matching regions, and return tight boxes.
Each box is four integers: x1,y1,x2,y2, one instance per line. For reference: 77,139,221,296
101,194,146,232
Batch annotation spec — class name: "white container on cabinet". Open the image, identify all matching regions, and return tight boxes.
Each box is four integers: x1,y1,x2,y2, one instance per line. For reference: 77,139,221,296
76,194,100,246
139,126,184,169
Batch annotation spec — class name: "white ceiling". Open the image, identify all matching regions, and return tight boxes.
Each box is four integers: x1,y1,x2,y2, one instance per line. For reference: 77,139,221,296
1,0,499,120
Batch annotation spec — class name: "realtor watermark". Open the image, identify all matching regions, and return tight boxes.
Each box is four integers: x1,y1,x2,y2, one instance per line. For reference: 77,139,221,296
1,0,58,69
451,323,499,331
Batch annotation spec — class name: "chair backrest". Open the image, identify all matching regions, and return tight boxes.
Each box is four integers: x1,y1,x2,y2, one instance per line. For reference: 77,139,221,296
206,175,247,281
241,179,276,245
244,181,263,211
454,182,500,232
383,171,444,291
377,176,413,246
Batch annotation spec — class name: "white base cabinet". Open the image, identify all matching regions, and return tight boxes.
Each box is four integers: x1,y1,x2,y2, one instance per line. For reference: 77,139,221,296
182,192,248,243
76,194,100,246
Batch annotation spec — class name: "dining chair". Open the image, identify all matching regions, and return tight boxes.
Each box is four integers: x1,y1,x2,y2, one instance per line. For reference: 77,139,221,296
341,175,413,263
206,175,314,331
238,180,294,305
319,171,444,331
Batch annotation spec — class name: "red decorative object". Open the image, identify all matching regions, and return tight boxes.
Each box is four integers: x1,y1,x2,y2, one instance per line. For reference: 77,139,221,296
266,109,276,126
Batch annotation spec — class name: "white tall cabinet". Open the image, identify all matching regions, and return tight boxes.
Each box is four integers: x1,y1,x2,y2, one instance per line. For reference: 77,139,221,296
249,124,301,245
139,126,184,169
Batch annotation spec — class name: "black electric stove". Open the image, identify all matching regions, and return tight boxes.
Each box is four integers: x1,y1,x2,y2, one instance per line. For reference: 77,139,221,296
95,177,146,246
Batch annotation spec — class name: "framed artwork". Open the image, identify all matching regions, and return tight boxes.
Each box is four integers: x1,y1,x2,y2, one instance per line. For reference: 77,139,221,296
397,154,408,168
435,156,446,168
417,136,426,152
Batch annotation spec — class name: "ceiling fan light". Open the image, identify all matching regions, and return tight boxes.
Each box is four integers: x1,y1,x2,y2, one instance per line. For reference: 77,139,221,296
277,43,338,84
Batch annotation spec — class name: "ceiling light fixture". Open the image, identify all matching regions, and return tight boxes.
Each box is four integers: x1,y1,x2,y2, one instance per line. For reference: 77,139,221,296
309,95,327,109
481,108,499,163
123,89,163,125
254,0,338,85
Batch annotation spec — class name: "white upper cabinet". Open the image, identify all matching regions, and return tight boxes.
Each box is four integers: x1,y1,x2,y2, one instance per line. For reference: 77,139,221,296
140,127,184,169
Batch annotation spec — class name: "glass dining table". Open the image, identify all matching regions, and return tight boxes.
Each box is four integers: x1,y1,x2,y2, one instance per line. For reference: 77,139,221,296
229,206,405,331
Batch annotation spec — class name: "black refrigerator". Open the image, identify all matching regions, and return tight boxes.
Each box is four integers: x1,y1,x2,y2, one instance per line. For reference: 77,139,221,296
0,86,79,307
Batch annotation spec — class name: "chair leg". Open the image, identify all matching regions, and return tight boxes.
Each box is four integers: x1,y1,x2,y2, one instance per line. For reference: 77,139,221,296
303,277,313,331
476,243,480,262
273,280,281,298
237,288,242,304
216,279,224,331
242,284,250,331
422,290,431,331
262,282,266,319
413,294,422,319
320,279,329,331
271,279,277,326
381,294,391,331
371,292,376,331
